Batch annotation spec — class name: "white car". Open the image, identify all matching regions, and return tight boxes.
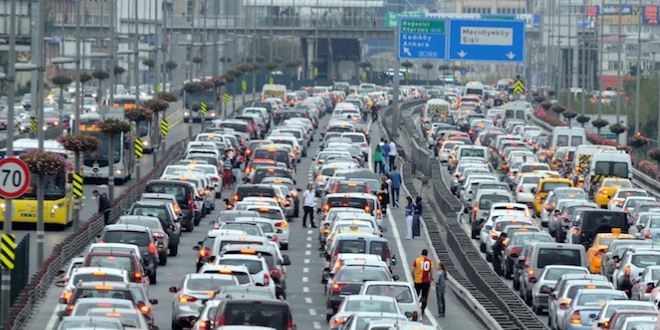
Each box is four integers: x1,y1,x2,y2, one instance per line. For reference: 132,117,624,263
608,188,649,211
213,254,276,297
359,281,421,321
59,267,129,304
515,173,543,205
245,205,290,250
328,295,402,326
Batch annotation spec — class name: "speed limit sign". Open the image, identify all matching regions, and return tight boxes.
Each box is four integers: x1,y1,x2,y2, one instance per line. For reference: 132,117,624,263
0,158,31,199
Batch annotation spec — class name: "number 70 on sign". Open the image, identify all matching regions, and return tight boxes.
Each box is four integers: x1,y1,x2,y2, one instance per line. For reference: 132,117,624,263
0,158,32,199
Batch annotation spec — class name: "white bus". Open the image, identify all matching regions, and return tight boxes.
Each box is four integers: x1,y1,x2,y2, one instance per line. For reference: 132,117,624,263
79,113,133,184
464,81,485,99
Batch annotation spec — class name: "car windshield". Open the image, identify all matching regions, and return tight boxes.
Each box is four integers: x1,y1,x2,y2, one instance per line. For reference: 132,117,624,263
222,224,261,236
86,311,140,328
335,267,390,282
71,273,125,284
479,195,512,210
118,218,161,230
365,285,413,303
605,304,656,318
75,288,129,300
102,231,150,246
58,319,122,330
344,299,397,313
356,316,404,330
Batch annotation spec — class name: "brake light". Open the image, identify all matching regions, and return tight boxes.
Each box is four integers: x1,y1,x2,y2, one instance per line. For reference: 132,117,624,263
331,283,345,294
134,272,142,281
287,316,295,330
270,268,282,279
216,315,226,326
148,242,156,255
559,299,571,310
199,247,211,258
624,265,631,277
65,304,74,315
139,304,150,314
322,204,330,212
198,320,209,330
602,320,610,329
233,194,239,202
508,247,521,257
645,229,652,240
263,273,270,286
518,186,524,193
178,294,197,303
60,290,72,303
275,221,288,228
187,194,195,211
364,205,371,213
527,268,536,283
569,310,582,325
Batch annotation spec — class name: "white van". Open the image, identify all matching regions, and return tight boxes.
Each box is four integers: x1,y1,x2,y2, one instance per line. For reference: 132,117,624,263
464,81,485,99
551,127,585,148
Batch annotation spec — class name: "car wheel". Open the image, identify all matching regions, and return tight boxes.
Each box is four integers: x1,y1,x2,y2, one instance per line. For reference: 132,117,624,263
149,272,157,284
158,252,167,266
280,243,289,250
171,321,183,330
169,244,178,257
194,214,201,226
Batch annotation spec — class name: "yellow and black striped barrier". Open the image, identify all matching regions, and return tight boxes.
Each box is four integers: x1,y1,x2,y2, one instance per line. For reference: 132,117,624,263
134,138,144,158
160,119,169,137
0,233,16,270
72,173,83,198
223,92,230,105
29,117,37,135
200,101,207,116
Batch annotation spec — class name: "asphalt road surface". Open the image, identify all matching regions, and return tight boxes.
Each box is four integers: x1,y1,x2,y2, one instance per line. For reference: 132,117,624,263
26,111,483,330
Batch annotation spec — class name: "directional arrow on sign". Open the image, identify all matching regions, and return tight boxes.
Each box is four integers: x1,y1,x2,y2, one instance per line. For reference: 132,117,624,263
403,47,412,57
457,50,467,58
506,52,516,60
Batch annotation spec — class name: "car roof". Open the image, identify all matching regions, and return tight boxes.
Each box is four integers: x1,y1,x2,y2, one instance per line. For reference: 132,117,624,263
103,224,151,233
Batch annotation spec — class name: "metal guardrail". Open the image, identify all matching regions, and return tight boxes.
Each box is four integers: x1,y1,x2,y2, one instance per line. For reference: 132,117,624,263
528,115,660,198
1,99,256,330
380,102,550,330
2,139,186,330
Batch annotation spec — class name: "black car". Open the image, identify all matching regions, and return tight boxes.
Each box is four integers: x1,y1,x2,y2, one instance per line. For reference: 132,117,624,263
144,180,202,231
127,200,182,257
98,224,159,283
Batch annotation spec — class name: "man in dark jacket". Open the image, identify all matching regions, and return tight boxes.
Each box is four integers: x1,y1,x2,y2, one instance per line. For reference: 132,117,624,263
94,190,111,225
492,233,507,276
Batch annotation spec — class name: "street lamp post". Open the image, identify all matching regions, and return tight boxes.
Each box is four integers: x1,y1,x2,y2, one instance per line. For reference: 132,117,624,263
634,0,643,134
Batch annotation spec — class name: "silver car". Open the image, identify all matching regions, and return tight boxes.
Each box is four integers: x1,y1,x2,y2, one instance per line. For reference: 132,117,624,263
530,265,589,314
631,265,660,301
169,273,240,329
358,281,421,321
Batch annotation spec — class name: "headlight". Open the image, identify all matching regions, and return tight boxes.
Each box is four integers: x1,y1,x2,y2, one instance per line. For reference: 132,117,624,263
184,111,190,116
115,168,124,175
142,140,149,146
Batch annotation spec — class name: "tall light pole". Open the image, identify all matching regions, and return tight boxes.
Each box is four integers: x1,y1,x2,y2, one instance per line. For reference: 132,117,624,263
108,0,117,113
634,0,643,133
615,0,623,124
598,9,604,119
34,0,47,267
73,0,82,230
1,0,17,324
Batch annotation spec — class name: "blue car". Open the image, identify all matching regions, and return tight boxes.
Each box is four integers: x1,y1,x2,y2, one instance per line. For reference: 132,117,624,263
561,288,628,330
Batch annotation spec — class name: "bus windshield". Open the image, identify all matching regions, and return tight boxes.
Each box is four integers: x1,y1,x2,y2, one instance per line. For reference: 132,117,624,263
83,132,121,163
136,120,149,137
22,174,66,199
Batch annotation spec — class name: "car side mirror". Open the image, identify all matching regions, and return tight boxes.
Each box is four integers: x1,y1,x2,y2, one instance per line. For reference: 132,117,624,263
540,285,552,294
282,255,291,266
150,299,159,305
57,269,66,276
392,275,400,281
169,286,178,293
192,245,201,251
530,188,536,194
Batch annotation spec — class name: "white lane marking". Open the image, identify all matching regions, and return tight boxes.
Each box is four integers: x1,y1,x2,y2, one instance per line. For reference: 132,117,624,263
305,250,311,255
309,308,317,316
305,297,313,304
306,243,312,249
307,236,312,241
304,258,310,264
399,182,440,329
313,321,322,329
46,304,63,330
307,230,313,235
303,267,309,273
302,276,309,283
303,287,310,293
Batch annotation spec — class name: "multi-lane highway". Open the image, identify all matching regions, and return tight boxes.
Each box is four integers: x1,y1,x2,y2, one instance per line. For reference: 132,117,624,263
24,107,485,330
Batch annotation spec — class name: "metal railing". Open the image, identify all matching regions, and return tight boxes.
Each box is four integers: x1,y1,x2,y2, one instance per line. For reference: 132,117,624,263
380,101,550,330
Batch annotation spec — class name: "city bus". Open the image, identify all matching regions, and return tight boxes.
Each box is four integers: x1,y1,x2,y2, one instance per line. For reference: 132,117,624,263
79,112,133,185
0,138,74,227
113,94,153,153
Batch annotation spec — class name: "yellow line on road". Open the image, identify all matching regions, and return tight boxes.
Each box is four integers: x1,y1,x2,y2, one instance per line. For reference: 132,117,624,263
166,109,181,121
169,118,182,129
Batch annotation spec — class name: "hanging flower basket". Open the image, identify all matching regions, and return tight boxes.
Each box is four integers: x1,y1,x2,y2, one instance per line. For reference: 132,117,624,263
609,123,627,135
143,99,169,113
58,134,100,153
650,148,660,163
20,150,71,176
156,91,178,103
125,106,153,122
100,118,132,136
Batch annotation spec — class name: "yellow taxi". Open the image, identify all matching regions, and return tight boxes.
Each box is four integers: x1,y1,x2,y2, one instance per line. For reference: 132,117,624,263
594,178,633,208
533,177,574,215
586,230,635,274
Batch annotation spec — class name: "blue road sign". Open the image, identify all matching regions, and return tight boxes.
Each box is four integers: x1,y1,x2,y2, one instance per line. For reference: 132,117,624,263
397,17,447,60
448,19,525,62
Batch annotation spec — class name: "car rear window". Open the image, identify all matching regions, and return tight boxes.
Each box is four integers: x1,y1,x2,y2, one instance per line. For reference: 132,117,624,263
75,288,130,300
631,254,660,267
218,122,247,132
337,239,366,254
365,285,413,303
224,302,289,330
335,267,390,282
86,255,134,272
219,240,264,252
237,187,276,199
102,231,150,246
217,259,263,274
185,277,238,290
145,184,187,204
370,241,388,261
537,248,582,268
479,195,512,210
327,197,374,211
71,273,125,284
541,182,571,193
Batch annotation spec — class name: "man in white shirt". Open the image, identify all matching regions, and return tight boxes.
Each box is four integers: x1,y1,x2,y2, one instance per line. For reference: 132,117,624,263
302,183,317,228
388,140,397,171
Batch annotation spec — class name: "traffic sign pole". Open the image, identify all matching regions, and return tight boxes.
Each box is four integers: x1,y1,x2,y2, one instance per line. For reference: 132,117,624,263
392,25,402,139
1,0,17,322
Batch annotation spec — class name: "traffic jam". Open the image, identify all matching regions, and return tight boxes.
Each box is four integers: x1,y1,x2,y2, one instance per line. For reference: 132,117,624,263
51,82,436,330
423,80,659,329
